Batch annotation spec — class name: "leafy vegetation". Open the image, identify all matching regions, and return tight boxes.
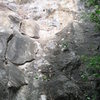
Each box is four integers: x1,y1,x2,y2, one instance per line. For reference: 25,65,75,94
81,0,100,30
60,39,69,51
81,55,100,100
81,55,100,79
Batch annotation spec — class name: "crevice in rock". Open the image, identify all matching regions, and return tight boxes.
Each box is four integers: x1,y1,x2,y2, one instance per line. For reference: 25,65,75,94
7,34,14,43
3,33,35,66
8,58,34,66
4,34,14,62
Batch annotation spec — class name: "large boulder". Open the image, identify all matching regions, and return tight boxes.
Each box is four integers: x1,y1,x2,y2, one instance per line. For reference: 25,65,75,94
6,33,37,64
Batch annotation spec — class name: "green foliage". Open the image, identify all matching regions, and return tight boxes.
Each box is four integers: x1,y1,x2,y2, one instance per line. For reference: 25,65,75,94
61,41,68,49
81,73,88,81
92,94,97,100
43,75,48,81
60,40,69,51
86,96,91,100
81,55,100,79
34,75,39,79
81,0,100,30
85,0,97,6
85,94,97,100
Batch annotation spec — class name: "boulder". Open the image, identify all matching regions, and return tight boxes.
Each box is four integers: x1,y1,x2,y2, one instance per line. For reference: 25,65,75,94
6,33,37,64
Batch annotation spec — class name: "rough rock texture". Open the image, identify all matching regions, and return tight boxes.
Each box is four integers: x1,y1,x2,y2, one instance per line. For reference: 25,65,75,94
0,30,11,60
6,33,37,64
45,75,82,100
0,61,8,100
20,19,40,38
0,0,100,100
0,30,28,100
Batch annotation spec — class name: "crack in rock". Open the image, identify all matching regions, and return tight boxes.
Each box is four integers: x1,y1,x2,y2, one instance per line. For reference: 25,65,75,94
4,34,14,61
6,33,37,65
9,58,34,66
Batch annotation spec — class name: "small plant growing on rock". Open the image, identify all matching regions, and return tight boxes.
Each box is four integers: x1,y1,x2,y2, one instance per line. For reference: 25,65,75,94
60,39,69,52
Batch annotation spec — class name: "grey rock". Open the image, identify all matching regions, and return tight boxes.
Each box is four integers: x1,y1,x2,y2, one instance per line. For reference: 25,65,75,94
9,14,21,24
0,30,12,60
7,62,27,88
6,33,37,64
0,52,27,100
0,3,16,29
0,61,8,100
7,63,27,100
6,3,17,11
45,74,82,100
20,19,40,39
0,60,27,100
15,0,32,4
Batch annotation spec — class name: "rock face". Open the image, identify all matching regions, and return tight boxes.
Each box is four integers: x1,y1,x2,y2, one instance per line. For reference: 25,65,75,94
0,2,17,25
0,30,11,60
0,30,29,100
0,0,100,100
45,75,82,100
0,61,8,100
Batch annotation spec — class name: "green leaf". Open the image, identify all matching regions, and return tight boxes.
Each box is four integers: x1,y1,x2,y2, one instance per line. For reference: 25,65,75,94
96,9,100,14
93,73,100,78
95,5,99,9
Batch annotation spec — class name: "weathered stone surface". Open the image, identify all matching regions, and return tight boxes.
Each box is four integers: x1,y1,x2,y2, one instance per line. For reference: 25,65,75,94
0,0,100,100
45,75,82,100
1,0,31,4
6,33,37,64
0,30,12,60
7,62,27,88
0,3,19,31
0,58,27,100
16,0,32,4
20,19,40,39
8,64,27,100
0,61,8,100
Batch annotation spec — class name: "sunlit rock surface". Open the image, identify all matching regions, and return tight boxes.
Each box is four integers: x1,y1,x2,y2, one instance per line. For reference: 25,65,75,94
0,0,100,100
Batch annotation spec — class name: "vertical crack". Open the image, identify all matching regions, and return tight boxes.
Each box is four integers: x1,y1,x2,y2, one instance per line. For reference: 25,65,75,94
4,34,14,63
